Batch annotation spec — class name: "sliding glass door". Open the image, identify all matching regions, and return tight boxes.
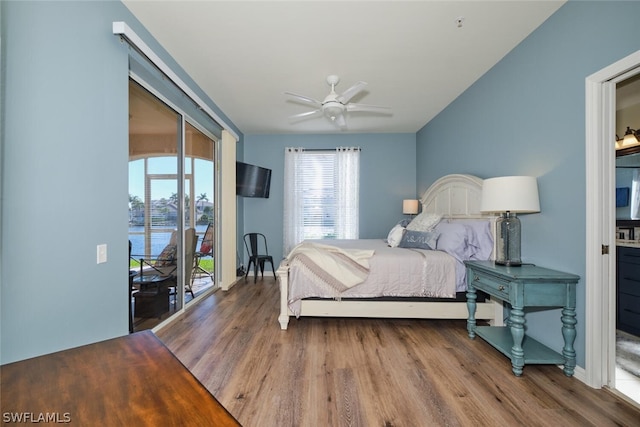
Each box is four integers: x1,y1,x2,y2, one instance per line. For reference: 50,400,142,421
128,79,217,331
185,122,216,298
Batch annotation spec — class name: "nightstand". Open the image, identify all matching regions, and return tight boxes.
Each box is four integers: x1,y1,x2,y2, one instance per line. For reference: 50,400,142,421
464,261,579,377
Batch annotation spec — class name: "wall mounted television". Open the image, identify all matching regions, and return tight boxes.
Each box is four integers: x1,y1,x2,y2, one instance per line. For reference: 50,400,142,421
236,161,272,198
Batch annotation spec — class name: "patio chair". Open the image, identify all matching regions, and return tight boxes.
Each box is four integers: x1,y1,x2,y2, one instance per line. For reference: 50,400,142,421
133,229,197,306
183,227,198,298
192,223,214,282
132,230,179,278
165,227,198,301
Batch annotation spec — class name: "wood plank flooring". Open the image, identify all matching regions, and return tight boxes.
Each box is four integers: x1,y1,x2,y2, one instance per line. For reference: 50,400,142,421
157,277,640,427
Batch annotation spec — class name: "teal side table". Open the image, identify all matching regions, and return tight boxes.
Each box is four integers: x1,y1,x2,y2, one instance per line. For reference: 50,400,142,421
464,261,580,377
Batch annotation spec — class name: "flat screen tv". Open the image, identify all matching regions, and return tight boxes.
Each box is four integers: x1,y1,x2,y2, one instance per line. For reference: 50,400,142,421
236,161,272,198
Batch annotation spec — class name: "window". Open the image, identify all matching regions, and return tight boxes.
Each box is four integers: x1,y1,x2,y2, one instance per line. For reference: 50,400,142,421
283,147,360,253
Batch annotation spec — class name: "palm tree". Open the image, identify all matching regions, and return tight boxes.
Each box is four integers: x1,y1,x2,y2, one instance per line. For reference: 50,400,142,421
169,192,192,224
129,194,144,224
129,194,144,226
197,193,208,213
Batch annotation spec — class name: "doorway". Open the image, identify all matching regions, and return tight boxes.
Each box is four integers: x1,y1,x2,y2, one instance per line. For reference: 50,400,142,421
128,78,218,332
585,50,640,402
614,75,640,402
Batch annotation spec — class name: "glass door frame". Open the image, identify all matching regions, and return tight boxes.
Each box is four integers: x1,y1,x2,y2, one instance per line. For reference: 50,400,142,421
129,74,220,326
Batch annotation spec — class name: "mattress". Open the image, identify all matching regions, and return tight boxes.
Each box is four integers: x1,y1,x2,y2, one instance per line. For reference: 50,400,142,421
286,239,460,316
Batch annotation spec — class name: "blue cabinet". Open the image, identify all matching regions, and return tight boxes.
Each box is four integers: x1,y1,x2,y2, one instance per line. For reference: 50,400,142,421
617,246,640,336
465,261,579,377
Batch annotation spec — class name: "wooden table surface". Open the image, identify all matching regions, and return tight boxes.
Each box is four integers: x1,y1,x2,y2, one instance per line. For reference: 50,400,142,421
1,330,240,426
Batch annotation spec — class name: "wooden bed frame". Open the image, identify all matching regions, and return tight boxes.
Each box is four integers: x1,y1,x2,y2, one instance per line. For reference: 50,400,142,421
276,174,504,330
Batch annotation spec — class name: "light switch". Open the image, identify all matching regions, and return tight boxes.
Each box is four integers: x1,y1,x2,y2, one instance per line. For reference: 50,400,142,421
97,244,107,264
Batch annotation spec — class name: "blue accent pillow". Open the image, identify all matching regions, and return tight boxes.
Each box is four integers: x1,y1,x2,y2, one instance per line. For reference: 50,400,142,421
397,218,411,228
398,230,439,250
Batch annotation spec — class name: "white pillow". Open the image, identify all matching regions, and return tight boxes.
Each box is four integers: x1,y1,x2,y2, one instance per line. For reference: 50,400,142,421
387,224,405,247
406,212,442,232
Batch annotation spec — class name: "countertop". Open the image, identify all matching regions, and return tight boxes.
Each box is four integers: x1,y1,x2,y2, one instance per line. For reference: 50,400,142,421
616,240,640,248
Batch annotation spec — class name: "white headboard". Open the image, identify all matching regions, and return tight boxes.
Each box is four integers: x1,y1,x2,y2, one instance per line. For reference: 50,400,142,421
421,174,497,258
421,174,487,218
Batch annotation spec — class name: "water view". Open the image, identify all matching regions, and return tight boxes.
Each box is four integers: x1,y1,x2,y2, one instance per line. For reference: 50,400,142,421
129,224,210,256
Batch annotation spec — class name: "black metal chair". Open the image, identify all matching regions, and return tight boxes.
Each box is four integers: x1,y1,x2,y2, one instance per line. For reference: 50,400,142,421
243,233,276,283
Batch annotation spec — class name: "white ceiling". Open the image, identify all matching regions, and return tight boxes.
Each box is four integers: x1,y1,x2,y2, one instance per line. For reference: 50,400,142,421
122,0,566,135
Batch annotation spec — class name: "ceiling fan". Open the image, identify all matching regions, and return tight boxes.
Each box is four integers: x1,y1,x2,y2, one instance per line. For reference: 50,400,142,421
285,75,391,129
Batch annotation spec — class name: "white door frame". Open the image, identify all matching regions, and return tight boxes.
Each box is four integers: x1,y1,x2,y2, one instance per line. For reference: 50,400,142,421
585,50,640,389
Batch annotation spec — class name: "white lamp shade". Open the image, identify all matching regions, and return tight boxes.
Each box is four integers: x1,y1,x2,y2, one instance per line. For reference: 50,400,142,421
403,199,419,214
481,176,540,214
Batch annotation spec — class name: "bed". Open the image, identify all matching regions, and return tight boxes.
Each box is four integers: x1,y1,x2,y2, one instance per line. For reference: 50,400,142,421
276,174,504,330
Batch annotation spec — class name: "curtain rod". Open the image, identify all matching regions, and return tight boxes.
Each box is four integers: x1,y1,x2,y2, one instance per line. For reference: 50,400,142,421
286,147,362,152
113,21,239,141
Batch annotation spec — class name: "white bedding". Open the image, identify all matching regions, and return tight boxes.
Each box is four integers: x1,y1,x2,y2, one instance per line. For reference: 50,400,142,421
286,239,458,316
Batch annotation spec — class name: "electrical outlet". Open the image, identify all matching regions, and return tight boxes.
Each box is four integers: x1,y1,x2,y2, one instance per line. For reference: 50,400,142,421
97,244,107,264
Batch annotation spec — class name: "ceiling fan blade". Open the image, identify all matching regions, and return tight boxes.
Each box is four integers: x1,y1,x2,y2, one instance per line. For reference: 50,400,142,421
284,92,322,108
333,113,347,130
336,81,367,104
346,103,392,114
288,109,323,122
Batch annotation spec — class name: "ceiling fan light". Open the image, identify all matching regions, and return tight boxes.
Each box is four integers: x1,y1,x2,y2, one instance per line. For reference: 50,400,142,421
324,103,344,120
287,75,390,129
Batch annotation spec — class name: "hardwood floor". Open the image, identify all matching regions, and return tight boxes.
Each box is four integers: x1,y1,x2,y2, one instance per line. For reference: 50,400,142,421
157,277,640,427
132,277,214,332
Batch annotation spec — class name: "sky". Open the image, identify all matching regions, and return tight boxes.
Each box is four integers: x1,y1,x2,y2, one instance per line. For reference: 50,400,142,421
129,156,214,203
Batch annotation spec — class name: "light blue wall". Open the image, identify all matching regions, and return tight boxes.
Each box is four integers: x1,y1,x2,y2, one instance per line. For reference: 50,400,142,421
416,0,640,369
1,1,241,363
241,133,416,264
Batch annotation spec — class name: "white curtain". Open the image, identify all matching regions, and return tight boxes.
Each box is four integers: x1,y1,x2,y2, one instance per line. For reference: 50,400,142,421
283,146,360,255
283,148,306,254
335,147,359,239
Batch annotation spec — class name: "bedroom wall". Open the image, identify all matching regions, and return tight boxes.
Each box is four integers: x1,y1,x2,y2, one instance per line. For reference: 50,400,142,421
415,0,640,370
1,1,241,364
241,133,417,264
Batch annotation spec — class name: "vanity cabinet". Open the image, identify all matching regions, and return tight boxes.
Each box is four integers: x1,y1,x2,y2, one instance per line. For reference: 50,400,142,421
617,246,640,336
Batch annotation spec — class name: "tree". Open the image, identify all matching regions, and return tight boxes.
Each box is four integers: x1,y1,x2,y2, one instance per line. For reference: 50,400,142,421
197,193,208,213
129,194,144,224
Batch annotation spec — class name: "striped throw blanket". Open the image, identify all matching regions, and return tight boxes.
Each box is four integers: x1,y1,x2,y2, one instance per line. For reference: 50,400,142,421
286,242,375,293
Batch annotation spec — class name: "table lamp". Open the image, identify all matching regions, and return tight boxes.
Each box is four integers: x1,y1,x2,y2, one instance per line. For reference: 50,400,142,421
480,176,540,266
403,199,419,218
